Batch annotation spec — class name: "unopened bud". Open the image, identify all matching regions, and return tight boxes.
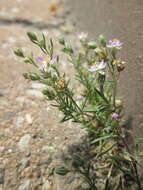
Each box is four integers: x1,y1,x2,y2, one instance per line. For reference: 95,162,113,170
117,63,125,72
23,57,33,63
14,48,24,57
87,41,97,49
23,73,40,80
113,60,125,72
115,99,123,107
95,48,107,59
63,47,73,54
27,32,38,42
99,35,106,46
59,38,65,45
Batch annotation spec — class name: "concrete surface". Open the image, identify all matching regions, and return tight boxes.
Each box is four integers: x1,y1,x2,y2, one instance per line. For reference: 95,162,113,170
69,0,143,139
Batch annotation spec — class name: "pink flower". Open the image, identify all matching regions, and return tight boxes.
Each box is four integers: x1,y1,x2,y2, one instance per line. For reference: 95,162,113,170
89,60,106,72
107,39,123,48
37,56,46,64
50,55,58,64
37,55,58,71
37,54,50,64
111,113,120,120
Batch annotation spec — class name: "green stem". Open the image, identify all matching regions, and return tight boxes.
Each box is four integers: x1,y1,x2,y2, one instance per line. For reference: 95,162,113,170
113,79,117,110
106,62,117,110
65,88,82,113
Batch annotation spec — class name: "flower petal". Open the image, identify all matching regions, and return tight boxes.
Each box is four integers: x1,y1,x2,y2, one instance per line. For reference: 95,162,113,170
50,55,58,64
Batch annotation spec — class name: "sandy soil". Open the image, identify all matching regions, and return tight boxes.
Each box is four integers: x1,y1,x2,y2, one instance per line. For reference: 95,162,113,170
0,1,84,189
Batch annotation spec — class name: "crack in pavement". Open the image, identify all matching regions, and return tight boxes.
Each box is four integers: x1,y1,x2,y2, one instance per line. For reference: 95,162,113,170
0,18,64,30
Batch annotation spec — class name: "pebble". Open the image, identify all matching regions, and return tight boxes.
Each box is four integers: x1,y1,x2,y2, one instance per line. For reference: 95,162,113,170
42,180,52,190
7,148,13,153
42,146,55,152
16,96,26,104
7,37,17,44
16,116,25,127
20,158,30,168
18,134,32,151
31,83,46,89
18,180,32,190
11,8,19,13
26,89,44,99
25,114,33,125
16,0,23,2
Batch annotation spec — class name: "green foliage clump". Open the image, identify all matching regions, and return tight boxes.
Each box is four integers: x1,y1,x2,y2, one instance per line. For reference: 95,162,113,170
14,32,143,190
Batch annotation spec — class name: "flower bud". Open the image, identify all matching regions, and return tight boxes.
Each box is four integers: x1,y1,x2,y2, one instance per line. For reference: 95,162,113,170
30,73,40,80
56,77,66,89
63,47,73,54
23,73,40,80
23,57,33,64
115,99,123,107
95,48,107,59
27,32,38,42
59,38,65,45
87,41,97,49
23,73,28,79
42,88,49,95
13,48,24,57
113,60,125,72
99,35,106,46
95,48,102,54
117,63,125,72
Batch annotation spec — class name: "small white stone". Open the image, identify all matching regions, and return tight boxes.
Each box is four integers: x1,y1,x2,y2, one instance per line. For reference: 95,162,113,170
16,96,25,102
20,158,30,168
26,89,44,98
16,116,25,127
25,114,33,125
1,43,9,49
18,134,32,151
7,37,16,43
7,149,13,153
18,180,31,190
11,8,19,13
42,146,54,152
42,180,51,190
31,83,46,89
46,106,50,111
16,0,23,2
16,96,26,105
